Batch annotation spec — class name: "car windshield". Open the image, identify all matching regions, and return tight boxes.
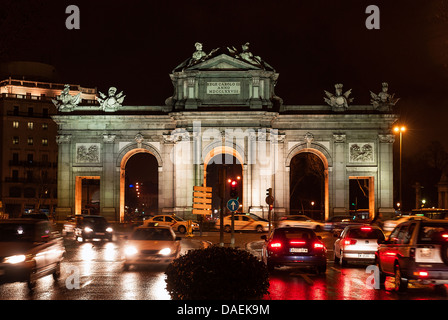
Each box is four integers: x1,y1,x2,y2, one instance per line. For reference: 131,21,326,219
346,228,385,240
172,216,185,221
0,223,35,242
131,228,174,241
418,222,448,244
82,217,108,225
249,214,267,222
273,228,316,240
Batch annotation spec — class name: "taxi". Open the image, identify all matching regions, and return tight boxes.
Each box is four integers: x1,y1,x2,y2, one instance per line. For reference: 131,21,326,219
123,225,181,270
215,213,269,233
143,215,199,233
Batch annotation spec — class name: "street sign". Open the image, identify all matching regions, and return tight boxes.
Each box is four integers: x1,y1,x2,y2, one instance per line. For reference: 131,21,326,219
227,199,239,212
192,185,212,215
193,186,212,193
265,196,274,205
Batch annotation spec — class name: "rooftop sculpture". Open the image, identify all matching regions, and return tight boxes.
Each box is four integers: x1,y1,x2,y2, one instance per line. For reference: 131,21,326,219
52,84,82,112
324,83,354,111
97,87,126,112
370,82,400,111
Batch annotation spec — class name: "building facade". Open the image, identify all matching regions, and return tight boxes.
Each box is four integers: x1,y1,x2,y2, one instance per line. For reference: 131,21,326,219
52,45,399,222
0,76,96,217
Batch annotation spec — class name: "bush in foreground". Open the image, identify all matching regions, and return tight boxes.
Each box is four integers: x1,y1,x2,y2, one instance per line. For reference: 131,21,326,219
165,246,269,300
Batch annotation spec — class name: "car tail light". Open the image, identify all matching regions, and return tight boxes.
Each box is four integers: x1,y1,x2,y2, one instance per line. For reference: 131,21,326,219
442,234,448,239
269,241,282,249
290,240,306,245
344,239,357,246
313,242,325,250
413,271,428,277
361,227,372,231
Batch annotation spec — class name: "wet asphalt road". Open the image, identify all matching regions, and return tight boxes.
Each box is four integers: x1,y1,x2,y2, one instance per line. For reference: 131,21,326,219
0,232,447,300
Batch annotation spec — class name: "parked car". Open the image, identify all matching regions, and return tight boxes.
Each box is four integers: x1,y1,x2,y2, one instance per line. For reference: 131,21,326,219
382,215,429,233
261,227,327,273
143,215,199,233
334,225,385,266
215,213,269,233
376,219,448,292
74,215,113,242
277,215,324,231
123,225,181,270
0,219,65,290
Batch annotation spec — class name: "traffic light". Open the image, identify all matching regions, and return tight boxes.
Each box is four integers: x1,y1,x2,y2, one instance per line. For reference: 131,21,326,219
230,180,238,198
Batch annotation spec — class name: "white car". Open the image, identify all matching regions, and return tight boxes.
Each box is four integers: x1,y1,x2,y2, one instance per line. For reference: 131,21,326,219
143,215,199,233
215,213,269,233
383,215,429,233
334,225,385,266
277,215,324,231
123,226,181,270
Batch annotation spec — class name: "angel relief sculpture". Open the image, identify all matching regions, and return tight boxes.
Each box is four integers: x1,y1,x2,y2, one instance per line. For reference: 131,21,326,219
324,83,354,111
52,84,82,112
97,87,126,112
370,82,399,111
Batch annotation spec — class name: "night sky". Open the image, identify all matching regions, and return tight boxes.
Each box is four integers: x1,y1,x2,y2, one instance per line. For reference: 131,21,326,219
2,0,448,153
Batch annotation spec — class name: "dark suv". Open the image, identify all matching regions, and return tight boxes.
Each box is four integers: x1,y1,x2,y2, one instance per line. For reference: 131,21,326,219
0,219,65,290
377,219,448,292
74,215,113,242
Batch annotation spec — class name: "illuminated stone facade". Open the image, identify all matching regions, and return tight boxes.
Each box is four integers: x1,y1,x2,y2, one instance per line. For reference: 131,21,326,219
53,48,398,222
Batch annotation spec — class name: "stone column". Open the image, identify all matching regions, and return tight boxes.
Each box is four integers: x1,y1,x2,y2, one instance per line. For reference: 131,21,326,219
55,134,72,220
161,134,176,213
101,134,116,221
333,134,347,215
378,134,395,217
272,131,286,217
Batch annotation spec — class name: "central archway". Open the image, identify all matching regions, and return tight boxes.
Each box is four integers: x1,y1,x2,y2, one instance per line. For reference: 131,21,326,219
203,146,244,214
286,144,330,220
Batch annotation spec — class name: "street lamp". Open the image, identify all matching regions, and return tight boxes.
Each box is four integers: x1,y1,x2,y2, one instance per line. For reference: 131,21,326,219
394,125,406,211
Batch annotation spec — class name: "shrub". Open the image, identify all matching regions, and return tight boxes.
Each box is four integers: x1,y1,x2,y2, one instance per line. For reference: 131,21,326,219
165,246,269,300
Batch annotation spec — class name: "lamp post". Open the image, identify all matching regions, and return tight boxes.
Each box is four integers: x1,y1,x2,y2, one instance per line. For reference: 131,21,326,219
394,125,406,211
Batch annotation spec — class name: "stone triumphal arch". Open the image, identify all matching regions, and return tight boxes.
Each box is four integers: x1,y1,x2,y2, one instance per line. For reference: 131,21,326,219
53,43,398,222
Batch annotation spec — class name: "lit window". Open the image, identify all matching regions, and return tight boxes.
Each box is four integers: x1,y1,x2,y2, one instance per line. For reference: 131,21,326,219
27,137,33,145
12,121,19,128
42,138,48,146
12,136,19,144
27,122,34,130
42,123,48,130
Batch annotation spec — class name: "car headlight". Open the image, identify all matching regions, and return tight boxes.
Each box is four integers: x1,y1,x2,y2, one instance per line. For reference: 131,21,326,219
124,246,138,256
158,248,172,256
106,227,113,233
4,254,26,264
84,227,93,232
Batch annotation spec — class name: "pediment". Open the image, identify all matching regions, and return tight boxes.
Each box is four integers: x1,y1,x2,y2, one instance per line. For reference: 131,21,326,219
185,54,262,71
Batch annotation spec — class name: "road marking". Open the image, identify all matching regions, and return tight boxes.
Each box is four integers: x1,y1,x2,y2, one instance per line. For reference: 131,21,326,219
331,267,341,273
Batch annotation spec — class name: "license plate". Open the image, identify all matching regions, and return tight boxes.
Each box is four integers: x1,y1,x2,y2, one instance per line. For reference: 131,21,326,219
95,232,105,236
358,254,375,258
290,248,308,253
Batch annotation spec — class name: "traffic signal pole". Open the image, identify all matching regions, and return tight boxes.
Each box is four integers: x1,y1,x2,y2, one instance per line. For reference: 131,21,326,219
218,166,227,247
266,188,274,233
